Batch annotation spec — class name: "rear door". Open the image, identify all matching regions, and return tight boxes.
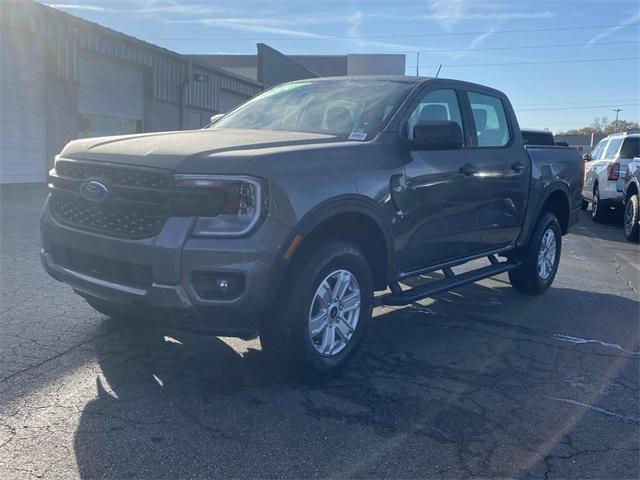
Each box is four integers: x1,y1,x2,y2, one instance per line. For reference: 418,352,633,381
464,90,529,249
396,87,484,271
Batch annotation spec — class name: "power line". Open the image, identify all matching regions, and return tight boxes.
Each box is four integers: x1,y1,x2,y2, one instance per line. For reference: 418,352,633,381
407,40,637,54
516,103,640,112
513,98,640,107
150,22,640,41
406,56,640,69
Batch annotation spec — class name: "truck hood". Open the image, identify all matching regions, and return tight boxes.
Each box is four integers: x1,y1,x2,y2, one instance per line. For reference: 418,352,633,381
59,129,341,174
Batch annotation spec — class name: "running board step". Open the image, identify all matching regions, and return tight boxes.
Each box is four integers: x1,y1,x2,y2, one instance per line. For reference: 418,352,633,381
379,261,521,306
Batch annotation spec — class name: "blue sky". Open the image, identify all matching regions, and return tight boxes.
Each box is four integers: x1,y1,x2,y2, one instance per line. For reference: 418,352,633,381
41,0,640,131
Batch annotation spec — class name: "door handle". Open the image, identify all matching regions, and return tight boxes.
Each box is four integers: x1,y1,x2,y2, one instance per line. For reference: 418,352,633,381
511,161,526,173
459,163,479,176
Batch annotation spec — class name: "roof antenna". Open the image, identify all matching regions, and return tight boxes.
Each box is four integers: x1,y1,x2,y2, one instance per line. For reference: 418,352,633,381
435,64,443,78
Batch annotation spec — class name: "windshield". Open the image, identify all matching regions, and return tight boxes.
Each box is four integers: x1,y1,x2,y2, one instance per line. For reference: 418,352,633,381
212,80,413,139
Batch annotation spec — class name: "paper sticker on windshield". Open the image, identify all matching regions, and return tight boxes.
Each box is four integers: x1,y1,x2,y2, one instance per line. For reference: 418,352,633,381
348,132,368,141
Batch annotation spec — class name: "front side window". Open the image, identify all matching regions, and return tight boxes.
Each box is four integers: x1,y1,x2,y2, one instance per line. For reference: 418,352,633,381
590,140,606,160
405,89,463,140
604,138,623,159
467,92,511,147
213,80,413,139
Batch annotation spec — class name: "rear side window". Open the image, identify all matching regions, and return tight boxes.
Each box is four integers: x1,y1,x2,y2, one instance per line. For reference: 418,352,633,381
604,138,623,159
467,92,511,147
620,137,640,158
406,89,463,140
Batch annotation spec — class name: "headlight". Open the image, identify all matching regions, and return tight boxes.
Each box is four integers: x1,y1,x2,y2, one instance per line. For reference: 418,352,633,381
174,174,266,237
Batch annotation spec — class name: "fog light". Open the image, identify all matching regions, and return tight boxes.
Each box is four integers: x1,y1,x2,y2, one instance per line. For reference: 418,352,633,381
216,279,229,292
192,272,245,300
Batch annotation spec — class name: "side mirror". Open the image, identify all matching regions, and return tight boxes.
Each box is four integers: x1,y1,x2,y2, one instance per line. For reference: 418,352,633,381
410,120,463,151
209,113,225,124
582,153,591,162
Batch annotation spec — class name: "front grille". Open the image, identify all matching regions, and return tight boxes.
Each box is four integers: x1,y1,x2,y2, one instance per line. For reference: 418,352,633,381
51,195,167,239
50,160,173,239
49,243,153,289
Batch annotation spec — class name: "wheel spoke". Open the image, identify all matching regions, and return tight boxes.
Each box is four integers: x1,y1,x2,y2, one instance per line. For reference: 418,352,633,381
341,292,360,312
335,318,351,341
333,272,351,300
317,281,332,306
321,323,335,354
309,311,328,337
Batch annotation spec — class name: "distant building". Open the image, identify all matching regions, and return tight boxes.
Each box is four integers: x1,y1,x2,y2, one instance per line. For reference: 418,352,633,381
554,134,608,154
191,43,407,86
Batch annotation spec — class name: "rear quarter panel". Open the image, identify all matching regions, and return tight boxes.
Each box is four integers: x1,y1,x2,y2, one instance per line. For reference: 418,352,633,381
518,146,582,245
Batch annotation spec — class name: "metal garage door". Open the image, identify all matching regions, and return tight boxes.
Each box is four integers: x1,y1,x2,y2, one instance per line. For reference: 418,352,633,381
78,51,144,138
0,30,47,183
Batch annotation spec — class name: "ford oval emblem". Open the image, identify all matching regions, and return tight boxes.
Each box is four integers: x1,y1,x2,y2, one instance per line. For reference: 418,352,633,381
79,180,109,202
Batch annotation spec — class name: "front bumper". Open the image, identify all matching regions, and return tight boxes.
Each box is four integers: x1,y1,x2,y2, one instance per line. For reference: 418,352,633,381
40,194,291,337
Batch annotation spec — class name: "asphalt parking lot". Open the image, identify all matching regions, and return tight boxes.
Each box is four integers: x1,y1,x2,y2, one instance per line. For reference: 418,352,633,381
1,184,638,479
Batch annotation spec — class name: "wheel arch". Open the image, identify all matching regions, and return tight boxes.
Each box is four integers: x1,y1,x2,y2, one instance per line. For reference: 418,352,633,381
625,179,638,201
286,195,397,291
538,184,572,234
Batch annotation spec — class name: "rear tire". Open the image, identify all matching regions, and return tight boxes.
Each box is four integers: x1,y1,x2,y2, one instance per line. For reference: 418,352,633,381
260,239,373,378
508,212,562,295
591,185,607,223
581,199,589,211
623,194,640,242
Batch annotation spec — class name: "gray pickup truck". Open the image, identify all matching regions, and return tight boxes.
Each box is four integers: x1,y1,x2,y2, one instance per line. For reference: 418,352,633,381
41,77,582,375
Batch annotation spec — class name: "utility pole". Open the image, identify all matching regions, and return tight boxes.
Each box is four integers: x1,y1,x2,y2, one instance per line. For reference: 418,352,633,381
613,108,622,131
416,52,419,77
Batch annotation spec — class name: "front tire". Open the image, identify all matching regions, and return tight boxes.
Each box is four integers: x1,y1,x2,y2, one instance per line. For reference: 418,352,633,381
591,185,607,223
624,194,640,242
581,199,589,211
508,212,562,295
260,239,373,378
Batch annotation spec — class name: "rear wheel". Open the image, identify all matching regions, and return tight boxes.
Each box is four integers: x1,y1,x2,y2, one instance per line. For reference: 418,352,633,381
260,239,373,378
581,199,589,211
623,194,640,242
508,212,562,295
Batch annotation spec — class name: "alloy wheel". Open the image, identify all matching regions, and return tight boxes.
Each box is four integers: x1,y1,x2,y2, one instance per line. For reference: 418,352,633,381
308,269,361,357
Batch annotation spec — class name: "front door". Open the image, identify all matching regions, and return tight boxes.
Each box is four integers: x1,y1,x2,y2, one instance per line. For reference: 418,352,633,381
396,88,484,271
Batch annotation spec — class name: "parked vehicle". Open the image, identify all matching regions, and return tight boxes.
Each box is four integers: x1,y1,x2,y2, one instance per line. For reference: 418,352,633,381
41,77,582,375
582,131,640,222
623,158,640,242
521,128,556,146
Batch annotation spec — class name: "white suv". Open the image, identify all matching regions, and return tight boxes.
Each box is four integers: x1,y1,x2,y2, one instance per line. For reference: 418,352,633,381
582,131,640,222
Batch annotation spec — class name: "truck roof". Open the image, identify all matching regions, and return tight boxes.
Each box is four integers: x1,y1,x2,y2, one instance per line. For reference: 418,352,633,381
286,76,509,98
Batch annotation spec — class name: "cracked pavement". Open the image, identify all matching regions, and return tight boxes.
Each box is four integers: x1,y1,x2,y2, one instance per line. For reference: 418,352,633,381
1,184,638,479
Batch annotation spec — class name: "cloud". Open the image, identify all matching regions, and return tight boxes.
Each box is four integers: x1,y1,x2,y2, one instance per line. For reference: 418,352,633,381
450,29,495,61
170,18,332,39
426,0,467,30
583,11,640,48
47,3,107,11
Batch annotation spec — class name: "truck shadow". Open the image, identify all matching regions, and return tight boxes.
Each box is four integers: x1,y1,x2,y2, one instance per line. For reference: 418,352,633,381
72,282,639,479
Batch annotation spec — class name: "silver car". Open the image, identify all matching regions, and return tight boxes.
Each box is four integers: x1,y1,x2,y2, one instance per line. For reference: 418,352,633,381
582,131,640,222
